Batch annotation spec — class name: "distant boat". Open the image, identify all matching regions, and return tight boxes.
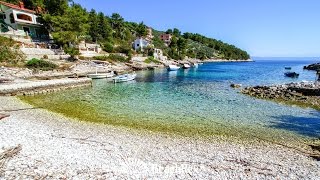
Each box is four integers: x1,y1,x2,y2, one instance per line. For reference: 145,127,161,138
285,67,292,70
284,72,299,78
182,64,191,69
113,73,137,83
167,65,180,71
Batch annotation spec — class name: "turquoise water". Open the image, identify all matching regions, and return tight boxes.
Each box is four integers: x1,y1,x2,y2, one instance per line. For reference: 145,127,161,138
21,60,320,145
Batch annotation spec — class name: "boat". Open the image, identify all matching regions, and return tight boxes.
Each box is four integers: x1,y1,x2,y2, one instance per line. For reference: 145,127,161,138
192,63,199,68
87,66,114,79
87,72,114,79
167,65,180,71
285,67,292,70
182,64,191,69
284,72,299,78
113,73,137,83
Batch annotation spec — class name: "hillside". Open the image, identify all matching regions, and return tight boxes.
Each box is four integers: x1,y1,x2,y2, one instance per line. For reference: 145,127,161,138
2,0,250,60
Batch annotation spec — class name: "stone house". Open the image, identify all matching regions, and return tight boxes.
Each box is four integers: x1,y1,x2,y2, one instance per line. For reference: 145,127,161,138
133,38,149,51
160,34,172,44
0,1,48,40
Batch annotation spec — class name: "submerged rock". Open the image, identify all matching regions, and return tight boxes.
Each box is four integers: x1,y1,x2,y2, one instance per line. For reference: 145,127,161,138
230,84,242,88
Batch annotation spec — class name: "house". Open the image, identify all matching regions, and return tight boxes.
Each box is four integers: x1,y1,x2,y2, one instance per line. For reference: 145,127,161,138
160,34,172,44
153,48,167,61
78,41,102,57
0,1,48,39
133,38,149,51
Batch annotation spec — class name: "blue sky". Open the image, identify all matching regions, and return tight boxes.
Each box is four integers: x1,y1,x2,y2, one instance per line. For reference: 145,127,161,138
74,0,320,57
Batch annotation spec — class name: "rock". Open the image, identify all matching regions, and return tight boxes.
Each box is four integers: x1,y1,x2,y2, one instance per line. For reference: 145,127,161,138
0,113,10,120
231,84,242,88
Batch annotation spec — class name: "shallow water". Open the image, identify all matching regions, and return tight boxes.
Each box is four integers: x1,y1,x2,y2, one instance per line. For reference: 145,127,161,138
21,60,320,145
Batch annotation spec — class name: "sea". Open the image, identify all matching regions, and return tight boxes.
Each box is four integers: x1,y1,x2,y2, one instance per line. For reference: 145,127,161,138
21,59,320,146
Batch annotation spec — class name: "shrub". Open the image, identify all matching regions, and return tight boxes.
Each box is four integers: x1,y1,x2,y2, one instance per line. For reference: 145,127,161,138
26,58,58,71
144,56,161,64
63,45,80,60
108,54,128,62
114,44,132,55
0,36,25,65
93,54,128,63
102,42,114,53
93,56,108,61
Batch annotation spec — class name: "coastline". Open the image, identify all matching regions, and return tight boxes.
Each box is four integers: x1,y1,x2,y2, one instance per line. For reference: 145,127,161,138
0,96,319,178
201,59,254,63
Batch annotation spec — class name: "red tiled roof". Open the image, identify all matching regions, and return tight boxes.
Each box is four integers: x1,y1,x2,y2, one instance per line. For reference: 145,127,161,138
0,1,35,13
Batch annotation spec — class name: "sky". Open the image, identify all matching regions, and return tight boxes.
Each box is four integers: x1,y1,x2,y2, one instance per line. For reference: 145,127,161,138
74,0,320,57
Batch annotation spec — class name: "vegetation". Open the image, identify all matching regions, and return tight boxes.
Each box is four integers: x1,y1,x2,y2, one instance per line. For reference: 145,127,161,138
93,54,128,63
25,58,58,71
0,36,25,66
153,29,250,60
2,0,250,61
144,56,161,64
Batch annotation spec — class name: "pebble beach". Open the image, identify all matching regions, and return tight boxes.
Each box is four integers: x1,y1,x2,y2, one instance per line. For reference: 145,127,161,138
0,96,319,179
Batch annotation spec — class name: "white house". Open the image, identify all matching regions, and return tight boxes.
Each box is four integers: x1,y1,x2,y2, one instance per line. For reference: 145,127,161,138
0,1,48,39
133,38,149,51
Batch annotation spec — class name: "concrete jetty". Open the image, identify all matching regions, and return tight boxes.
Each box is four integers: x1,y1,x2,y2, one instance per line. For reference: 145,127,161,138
0,78,92,96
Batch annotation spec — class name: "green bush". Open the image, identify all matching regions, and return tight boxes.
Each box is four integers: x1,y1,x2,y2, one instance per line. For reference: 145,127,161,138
114,44,132,55
144,56,160,64
0,36,25,65
93,56,108,61
102,42,114,53
63,46,80,59
26,58,58,71
108,54,128,62
93,54,128,63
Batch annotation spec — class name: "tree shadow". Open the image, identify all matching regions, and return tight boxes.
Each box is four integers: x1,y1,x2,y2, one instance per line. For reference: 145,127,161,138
270,112,320,138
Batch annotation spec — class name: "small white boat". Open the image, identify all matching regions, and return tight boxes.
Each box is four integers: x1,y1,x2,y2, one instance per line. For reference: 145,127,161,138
167,65,180,71
183,64,191,69
87,72,114,79
192,63,199,68
87,66,114,79
113,73,137,83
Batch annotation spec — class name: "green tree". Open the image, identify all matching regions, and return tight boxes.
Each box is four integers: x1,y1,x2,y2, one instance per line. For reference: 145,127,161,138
97,12,112,41
136,22,147,37
173,28,181,37
88,9,100,42
166,29,173,35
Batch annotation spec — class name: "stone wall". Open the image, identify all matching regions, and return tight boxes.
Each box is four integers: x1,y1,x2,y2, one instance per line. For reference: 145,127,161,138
21,48,70,60
0,78,92,96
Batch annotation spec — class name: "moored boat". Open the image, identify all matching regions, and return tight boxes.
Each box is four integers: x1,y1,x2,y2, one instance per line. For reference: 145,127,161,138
182,64,191,69
167,65,180,71
192,63,199,68
284,72,299,78
87,72,114,79
113,73,137,83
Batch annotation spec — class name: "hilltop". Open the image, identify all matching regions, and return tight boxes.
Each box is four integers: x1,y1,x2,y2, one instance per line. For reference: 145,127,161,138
1,0,250,61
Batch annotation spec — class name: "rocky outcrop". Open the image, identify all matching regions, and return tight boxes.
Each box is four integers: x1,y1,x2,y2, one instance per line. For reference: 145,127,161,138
303,63,320,71
241,82,320,110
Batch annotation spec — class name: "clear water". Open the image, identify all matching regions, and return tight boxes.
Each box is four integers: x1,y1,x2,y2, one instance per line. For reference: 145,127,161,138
21,60,320,145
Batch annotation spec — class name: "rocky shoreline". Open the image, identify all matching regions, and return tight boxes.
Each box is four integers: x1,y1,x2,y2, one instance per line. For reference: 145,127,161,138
241,82,320,110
